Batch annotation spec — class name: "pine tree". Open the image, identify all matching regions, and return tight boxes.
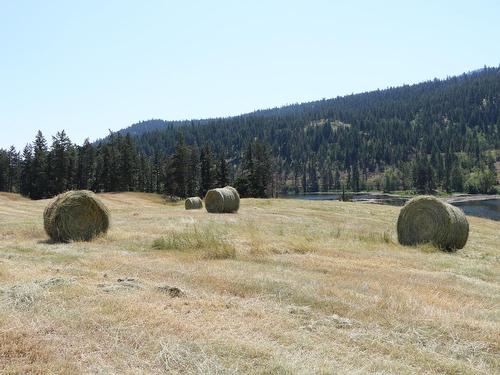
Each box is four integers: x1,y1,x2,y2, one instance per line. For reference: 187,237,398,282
412,155,435,194
346,168,352,190
99,144,114,192
333,168,341,190
425,159,436,193
252,140,272,197
172,133,189,197
31,131,49,199
234,144,253,197
412,156,427,194
216,155,229,187
67,143,77,190
235,140,272,197
118,134,136,191
76,139,95,190
163,156,176,197
301,161,307,194
351,162,360,192
186,146,200,197
50,130,72,194
321,166,332,192
243,142,255,189
20,145,33,197
152,152,162,193
199,145,214,196
107,133,120,192
6,146,19,192
308,159,319,192
137,153,148,192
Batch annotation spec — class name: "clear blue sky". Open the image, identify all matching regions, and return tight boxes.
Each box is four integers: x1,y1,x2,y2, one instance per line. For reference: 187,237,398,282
1,0,499,150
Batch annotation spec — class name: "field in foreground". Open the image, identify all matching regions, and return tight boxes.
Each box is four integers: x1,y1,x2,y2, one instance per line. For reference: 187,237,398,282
0,192,498,374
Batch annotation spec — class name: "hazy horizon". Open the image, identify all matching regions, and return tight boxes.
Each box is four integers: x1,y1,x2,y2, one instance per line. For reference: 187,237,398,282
1,0,499,149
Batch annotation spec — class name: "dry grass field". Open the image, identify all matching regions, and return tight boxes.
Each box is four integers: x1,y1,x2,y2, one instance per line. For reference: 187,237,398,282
0,192,498,374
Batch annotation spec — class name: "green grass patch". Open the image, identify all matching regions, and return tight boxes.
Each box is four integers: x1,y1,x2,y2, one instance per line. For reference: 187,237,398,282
152,225,236,259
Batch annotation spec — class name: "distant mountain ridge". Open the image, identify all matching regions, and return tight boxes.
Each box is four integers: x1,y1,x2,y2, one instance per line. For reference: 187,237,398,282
115,66,500,146
116,118,218,138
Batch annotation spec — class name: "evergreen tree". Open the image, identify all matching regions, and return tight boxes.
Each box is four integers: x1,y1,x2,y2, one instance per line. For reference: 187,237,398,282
163,156,176,197
137,153,150,192
172,133,189,197
320,166,332,192
412,155,435,194
99,144,114,192
333,168,341,190
252,140,272,197
76,139,95,190
346,168,352,190
119,134,136,191
237,140,273,198
186,146,200,197
351,162,360,192
20,145,33,197
31,131,49,199
6,146,19,192
216,155,229,187
308,159,319,192
199,145,214,196
152,151,162,193
301,161,307,194
50,130,72,194
412,156,427,194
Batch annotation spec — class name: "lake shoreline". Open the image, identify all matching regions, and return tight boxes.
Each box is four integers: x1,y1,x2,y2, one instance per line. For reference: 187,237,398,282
279,191,500,203
278,192,500,221
442,194,500,203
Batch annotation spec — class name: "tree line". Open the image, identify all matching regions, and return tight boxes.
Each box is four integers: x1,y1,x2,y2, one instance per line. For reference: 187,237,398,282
0,130,274,200
0,128,496,200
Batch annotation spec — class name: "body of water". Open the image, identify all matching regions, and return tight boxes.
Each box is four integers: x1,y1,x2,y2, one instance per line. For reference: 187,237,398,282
281,193,500,221
452,199,500,221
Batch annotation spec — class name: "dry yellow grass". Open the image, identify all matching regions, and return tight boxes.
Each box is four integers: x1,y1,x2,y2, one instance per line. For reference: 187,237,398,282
0,192,498,374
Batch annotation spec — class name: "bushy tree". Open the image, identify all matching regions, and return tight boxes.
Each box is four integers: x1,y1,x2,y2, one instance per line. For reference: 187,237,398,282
465,168,497,194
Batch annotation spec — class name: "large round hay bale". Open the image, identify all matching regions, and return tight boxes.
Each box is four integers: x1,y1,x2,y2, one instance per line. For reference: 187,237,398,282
43,190,110,242
397,196,469,251
185,197,203,210
205,186,240,213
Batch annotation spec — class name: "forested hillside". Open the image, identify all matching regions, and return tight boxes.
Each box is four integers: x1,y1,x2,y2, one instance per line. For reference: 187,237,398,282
119,66,500,194
1,67,499,199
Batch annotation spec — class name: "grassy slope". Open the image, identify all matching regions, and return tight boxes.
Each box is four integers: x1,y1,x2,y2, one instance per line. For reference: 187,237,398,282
0,192,498,374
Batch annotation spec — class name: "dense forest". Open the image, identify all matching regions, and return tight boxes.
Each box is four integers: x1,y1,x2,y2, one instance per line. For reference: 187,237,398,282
0,130,272,200
1,67,499,199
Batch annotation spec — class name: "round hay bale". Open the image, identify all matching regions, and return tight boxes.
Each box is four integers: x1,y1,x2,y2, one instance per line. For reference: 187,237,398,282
185,197,203,210
205,186,240,213
397,196,469,251
43,190,110,242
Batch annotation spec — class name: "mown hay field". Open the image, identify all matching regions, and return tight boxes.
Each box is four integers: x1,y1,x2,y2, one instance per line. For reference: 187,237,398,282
0,192,498,374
